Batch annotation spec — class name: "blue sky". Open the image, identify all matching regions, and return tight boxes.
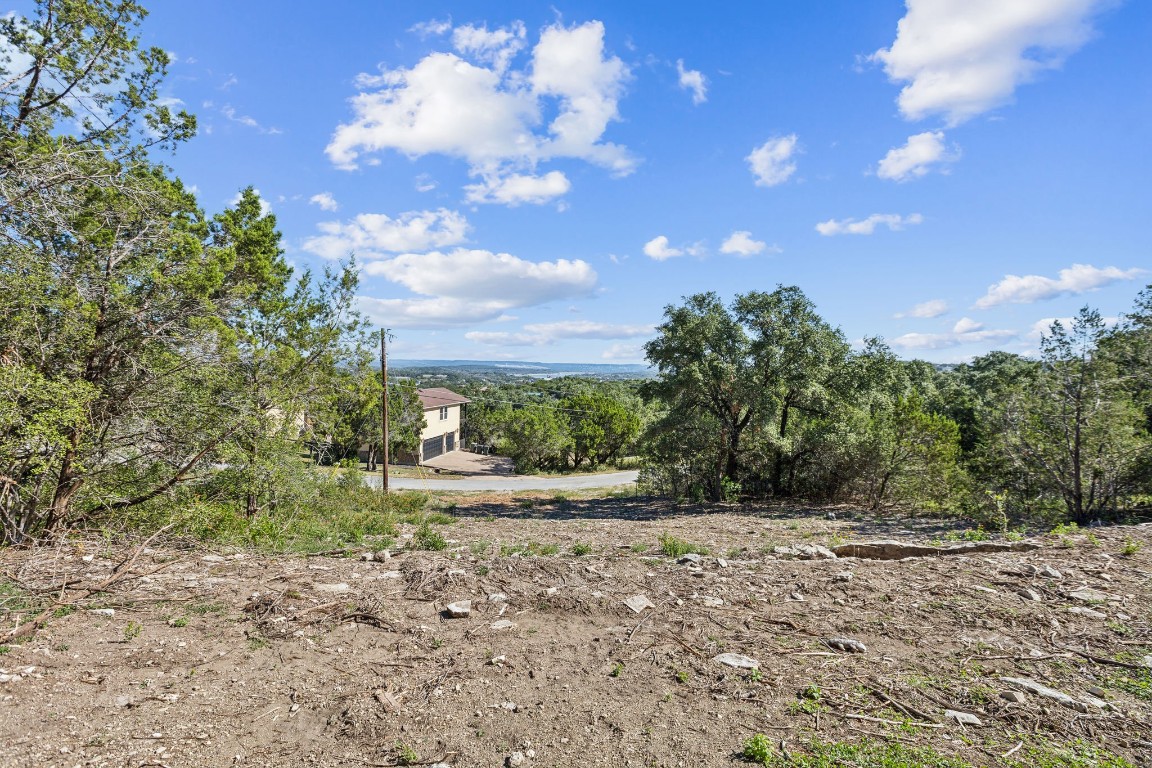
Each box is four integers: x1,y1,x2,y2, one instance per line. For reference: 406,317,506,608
126,1,1151,362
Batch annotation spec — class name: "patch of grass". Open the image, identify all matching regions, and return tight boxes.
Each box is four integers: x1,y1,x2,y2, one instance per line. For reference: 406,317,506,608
0,645,9,654
943,528,990,542
394,742,420,766
1104,651,1152,701
610,661,624,677
117,475,411,554
740,738,979,767
247,636,269,650
571,542,592,556
658,532,709,558
469,540,491,557
169,617,189,628
1050,521,1079,536
123,621,142,641
187,601,227,615
673,667,690,684
630,542,648,553
52,605,75,618
1005,739,1135,768
412,520,447,551
1120,537,1142,557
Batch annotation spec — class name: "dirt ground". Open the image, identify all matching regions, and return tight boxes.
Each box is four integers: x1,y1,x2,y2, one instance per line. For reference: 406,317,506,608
1,496,1150,768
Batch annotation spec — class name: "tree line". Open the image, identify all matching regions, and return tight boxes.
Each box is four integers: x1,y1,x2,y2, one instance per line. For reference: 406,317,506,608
638,287,1152,527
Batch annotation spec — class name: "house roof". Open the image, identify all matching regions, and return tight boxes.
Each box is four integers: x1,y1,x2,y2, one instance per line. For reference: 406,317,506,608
417,387,470,410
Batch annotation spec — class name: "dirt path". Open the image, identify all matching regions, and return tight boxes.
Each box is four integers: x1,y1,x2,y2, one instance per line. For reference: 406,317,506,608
1,503,1149,768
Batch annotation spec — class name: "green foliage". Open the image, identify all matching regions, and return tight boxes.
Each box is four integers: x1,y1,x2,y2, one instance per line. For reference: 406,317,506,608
741,733,773,763
412,520,447,551
658,532,709,557
1120,537,1142,556
394,742,419,766
571,542,592,556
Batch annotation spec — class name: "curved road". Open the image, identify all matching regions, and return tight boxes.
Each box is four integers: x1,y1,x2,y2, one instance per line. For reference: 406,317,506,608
364,470,638,492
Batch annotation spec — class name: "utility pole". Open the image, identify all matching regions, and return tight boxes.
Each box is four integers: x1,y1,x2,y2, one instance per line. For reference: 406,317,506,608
380,328,389,494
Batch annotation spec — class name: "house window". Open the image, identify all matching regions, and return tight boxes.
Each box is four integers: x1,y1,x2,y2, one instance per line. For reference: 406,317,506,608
439,406,449,420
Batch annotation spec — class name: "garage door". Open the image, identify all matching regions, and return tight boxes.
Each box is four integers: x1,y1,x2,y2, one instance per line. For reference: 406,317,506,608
445,432,455,452
422,435,444,461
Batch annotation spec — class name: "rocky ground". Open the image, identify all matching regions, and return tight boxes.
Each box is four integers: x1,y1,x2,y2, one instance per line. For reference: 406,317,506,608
1,495,1150,768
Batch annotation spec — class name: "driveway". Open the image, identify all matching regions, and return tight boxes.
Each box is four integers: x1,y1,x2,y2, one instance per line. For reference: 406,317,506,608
362,450,638,491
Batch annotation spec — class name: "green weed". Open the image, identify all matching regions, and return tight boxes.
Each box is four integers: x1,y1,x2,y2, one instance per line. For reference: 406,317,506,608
658,532,709,558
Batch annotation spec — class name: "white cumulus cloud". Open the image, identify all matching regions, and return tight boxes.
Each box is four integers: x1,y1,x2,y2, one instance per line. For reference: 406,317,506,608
877,131,959,181
327,20,634,204
974,263,1146,309
308,192,339,212
747,134,799,187
896,299,949,319
720,231,778,257
363,248,597,306
676,59,707,104
815,213,923,236
643,235,683,261
464,170,571,205
892,316,1017,350
302,208,469,260
873,0,1114,125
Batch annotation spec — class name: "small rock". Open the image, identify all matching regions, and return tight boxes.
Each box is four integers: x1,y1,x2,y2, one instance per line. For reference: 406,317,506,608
787,591,805,602
491,619,516,630
500,701,518,712
1040,565,1062,579
445,600,471,618
824,637,867,653
971,585,998,594
1068,588,1116,603
312,582,349,594
1001,676,1091,713
832,571,853,583
1000,691,1028,704
374,550,391,560
623,594,656,614
716,558,729,568
713,653,758,669
201,554,226,563
677,553,703,565
1142,655,1152,669
826,511,837,521
1086,686,1107,698
488,593,508,602
701,596,723,607
1067,606,1106,619
945,709,983,726
795,544,837,560
488,655,507,666
359,552,374,561
506,752,526,767
114,695,134,708
1016,588,1042,601
430,763,453,768
81,554,94,562
88,608,115,617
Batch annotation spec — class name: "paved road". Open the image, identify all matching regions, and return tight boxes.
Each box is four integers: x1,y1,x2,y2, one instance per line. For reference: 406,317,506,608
364,470,638,492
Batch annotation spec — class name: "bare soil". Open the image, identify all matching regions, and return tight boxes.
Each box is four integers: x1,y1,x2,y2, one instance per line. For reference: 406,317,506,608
1,497,1150,768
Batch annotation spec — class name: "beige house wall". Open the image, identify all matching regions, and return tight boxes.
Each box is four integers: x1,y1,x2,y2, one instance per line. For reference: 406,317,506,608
420,404,462,444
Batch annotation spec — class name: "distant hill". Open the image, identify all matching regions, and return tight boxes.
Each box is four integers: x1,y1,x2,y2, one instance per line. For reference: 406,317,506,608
389,359,653,379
